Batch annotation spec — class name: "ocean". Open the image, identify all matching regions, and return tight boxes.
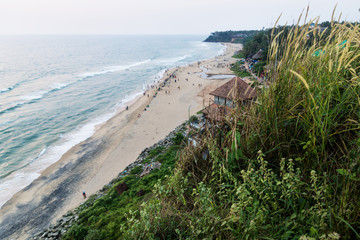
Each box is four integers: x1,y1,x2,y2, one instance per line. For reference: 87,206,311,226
0,35,224,207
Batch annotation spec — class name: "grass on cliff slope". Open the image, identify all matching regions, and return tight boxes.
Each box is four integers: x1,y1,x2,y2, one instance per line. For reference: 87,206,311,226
61,134,185,240
119,18,360,240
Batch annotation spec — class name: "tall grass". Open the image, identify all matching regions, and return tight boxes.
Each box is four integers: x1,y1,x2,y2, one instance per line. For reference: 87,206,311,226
238,17,360,238
255,17,360,168
119,17,360,239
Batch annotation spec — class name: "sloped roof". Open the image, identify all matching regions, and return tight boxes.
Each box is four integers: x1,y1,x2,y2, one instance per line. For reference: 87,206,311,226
252,49,263,60
209,77,257,101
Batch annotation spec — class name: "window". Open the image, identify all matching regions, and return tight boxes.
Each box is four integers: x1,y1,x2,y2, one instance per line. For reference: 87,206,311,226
218,97,225,105
226,99,234,107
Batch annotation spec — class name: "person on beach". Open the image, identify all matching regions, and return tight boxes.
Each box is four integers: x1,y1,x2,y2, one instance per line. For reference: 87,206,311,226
82,191,87,199
126,106,128,110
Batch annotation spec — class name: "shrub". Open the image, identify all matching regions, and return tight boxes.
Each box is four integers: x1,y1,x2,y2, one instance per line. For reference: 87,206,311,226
130,165,143,175
84,229,105,240
172,132,185,145
63,224,88,240
189,115,198,123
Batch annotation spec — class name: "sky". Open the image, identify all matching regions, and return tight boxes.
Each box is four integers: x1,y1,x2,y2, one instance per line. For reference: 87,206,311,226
0,0,359,35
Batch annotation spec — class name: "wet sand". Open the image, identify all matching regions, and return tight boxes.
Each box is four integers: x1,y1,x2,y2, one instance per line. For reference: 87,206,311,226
0,43,242,239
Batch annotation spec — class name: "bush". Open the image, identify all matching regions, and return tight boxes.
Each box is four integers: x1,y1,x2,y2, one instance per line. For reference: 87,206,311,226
146,146,165,159
230,62,252,77
63,224,88,240
84,229,105,240
130,165,143,175
172,132,185,145
189,115,198,123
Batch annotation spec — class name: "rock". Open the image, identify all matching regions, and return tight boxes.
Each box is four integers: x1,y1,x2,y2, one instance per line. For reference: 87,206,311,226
116,182,129,195
49,232,59,238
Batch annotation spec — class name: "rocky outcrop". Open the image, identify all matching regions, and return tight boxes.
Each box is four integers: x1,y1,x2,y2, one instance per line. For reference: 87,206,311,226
31,212,78,240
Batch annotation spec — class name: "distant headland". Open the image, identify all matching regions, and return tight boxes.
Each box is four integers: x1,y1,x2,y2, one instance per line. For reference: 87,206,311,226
204,30,260,43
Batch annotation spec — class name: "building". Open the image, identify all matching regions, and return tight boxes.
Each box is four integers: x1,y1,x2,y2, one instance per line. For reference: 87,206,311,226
251,49,264,60
203,77,257,121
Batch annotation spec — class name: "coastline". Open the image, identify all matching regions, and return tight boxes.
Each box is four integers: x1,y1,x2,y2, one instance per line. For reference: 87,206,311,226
0,43,242,239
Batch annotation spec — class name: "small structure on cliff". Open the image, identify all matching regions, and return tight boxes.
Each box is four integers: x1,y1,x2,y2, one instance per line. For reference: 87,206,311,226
251,49,264,60
203,77,257,121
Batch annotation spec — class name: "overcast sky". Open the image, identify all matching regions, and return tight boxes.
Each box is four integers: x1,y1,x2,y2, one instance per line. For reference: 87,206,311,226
0,0,359,35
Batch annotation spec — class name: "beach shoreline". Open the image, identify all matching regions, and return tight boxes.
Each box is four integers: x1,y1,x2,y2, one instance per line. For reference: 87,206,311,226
0,43,242,239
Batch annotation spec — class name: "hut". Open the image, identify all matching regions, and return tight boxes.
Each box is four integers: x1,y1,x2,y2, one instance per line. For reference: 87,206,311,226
252,49,264,60
203,77,257,121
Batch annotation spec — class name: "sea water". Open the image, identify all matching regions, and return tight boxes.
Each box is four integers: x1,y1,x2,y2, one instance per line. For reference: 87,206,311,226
0,35,225,207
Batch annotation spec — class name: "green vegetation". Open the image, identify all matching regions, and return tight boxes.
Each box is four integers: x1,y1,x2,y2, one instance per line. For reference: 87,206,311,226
172,132,185,145
119,20,360,239
234,21,338,76
252,61,266,75
242,31,269,60
230,62,252,77
61,19,360,240
61,141,184,240
204,30,259,43
232,51,245,59
189,115,199,123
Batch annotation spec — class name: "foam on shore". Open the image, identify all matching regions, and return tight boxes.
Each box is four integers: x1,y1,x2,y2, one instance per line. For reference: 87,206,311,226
0,43,243,240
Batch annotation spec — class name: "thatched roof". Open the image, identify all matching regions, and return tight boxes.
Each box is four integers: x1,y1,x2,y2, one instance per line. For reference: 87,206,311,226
209,77,257,101
252,49,263,60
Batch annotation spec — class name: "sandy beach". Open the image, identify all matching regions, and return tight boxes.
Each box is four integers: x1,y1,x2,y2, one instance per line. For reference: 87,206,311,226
0,43,242,239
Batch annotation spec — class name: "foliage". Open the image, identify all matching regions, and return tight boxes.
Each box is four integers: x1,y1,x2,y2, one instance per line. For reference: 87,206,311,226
172,132,185,145
120,18,360,240
204,30,259,43
230,62,252,77
130,165,143,175
121,150,336,239
61,143,183,240
62,18,360,240
242,31,270,59
232,51,245,59
189,115,199,123
253,60,267,75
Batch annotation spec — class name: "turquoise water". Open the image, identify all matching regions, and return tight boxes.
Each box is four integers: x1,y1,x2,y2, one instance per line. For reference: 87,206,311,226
0,35,224,207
